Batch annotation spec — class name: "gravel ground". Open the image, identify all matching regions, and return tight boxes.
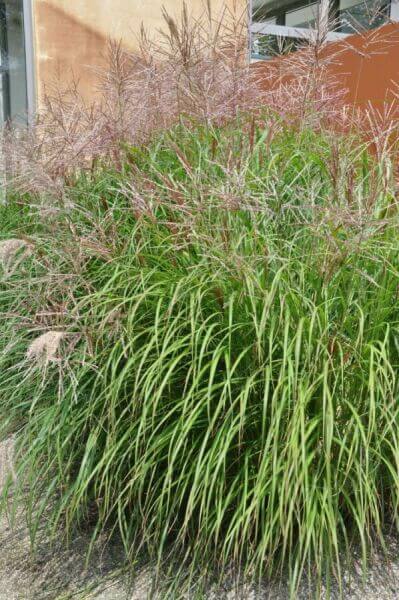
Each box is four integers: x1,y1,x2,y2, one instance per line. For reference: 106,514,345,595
2,438,399,600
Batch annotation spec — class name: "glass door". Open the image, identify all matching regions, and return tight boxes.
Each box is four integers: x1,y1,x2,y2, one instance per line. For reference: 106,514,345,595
0,0,27,124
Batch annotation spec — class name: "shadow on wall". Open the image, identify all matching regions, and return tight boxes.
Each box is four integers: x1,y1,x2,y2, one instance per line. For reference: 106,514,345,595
34,0,245,107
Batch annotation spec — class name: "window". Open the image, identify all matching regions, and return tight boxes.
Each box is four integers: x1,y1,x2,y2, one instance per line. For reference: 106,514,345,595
0,0,28,123
285,2,320,28
338,0,389,32
250,0,393,59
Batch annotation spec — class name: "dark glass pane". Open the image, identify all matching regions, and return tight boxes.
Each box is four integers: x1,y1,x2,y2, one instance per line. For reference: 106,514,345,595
252,0,306,23
338,0,389,33
0,0,27,123
251,33,305,59
285,2,319,28
252,0,390,29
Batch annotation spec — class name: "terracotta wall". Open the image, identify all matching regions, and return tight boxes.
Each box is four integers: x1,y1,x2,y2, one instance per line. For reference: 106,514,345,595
33,0,247,103
327,23,399,109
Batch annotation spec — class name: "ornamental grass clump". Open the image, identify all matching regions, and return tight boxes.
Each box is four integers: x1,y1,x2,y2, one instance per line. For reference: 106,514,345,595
1,118,399,597
1,3,399,598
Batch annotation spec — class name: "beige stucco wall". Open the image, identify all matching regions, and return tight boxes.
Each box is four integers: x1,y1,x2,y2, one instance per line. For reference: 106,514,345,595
33,0,247,103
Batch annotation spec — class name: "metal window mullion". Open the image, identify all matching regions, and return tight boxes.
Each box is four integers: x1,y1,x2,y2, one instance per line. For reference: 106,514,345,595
248,0,254,62
22,0,35,122
250,21,349,41
0,1,10,122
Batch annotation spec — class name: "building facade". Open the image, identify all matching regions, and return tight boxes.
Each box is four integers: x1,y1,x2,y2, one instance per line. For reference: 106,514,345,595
250,0,399,58
0,0,398,124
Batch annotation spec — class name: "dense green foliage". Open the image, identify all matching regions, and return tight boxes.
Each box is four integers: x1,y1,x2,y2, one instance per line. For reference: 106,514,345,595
1,119,399,597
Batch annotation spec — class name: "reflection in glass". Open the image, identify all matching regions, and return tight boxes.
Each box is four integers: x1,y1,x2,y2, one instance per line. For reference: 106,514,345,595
0,0,27,123
251,0,391,59
339,0,388,33
285,2,319,27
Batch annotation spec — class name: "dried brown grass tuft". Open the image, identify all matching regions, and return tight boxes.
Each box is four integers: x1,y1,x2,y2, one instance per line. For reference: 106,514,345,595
26,331,67,365
0,238,33,276
0,238,26,264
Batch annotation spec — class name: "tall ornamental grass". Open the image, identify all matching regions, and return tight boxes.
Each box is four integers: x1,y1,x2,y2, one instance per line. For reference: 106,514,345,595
1,3,399,598
1,119,399,596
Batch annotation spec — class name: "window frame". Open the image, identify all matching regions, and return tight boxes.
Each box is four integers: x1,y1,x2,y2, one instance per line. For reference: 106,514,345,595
22,0,35,122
